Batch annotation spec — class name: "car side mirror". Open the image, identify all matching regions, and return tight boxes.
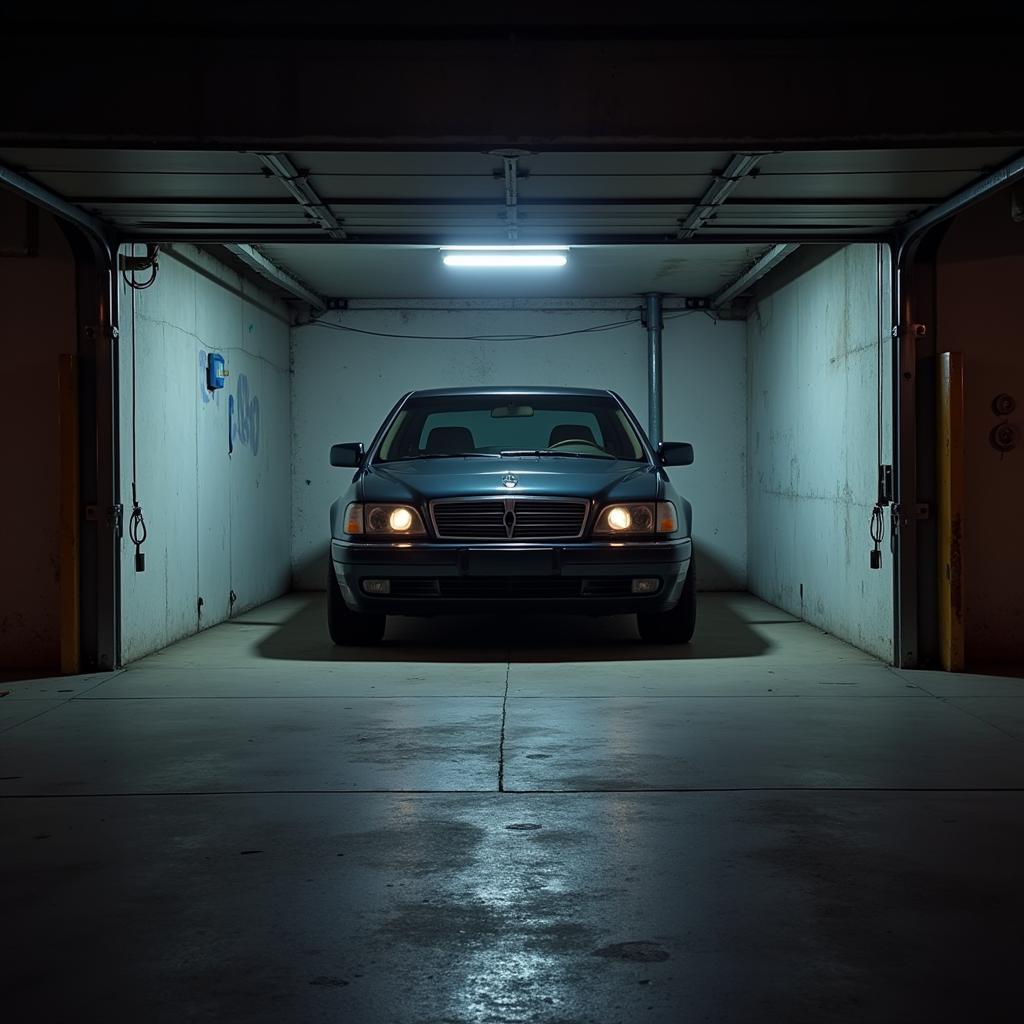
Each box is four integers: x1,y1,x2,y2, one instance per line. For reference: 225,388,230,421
330,442,365,467
658,441,694,467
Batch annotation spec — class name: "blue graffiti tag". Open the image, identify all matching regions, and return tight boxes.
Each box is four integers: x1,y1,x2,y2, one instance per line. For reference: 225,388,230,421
231,373,261,456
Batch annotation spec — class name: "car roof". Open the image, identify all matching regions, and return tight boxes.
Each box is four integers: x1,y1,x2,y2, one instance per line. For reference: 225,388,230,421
406,386,617,399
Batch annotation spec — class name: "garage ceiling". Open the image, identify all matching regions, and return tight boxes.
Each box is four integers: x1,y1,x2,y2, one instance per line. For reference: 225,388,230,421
251,244,777,300
1,144,1020,301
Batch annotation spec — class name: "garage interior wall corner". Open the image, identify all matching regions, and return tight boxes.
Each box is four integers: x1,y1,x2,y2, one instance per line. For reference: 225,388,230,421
118,244,291,663
746,244,894,661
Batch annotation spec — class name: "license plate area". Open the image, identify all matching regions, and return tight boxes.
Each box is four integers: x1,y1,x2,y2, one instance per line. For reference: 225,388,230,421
463,548,556,576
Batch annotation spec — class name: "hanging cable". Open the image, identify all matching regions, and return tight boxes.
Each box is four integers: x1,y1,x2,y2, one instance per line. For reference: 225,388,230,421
120,243,152,573
308,308,703,343
122,243,160,290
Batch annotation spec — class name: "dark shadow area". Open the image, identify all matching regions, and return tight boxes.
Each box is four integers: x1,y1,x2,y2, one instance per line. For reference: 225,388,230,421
254,593,773,665
263,543,772,663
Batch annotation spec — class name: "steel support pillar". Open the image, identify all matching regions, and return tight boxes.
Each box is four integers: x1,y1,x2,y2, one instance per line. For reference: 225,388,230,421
644,292,664,447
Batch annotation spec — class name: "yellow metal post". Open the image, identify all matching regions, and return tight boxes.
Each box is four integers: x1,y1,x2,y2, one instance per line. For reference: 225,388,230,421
58,354,80,674
937,351,965,671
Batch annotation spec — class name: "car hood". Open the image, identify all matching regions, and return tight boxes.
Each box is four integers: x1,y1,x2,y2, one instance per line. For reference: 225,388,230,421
361,456,659,503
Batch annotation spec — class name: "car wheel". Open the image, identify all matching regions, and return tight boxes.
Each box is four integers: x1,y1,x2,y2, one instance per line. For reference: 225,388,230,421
327,559,386,645
637,551,697,644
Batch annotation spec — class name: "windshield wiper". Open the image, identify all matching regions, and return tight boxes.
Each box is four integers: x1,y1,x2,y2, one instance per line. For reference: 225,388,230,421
499,449,614,460
393,452,501,461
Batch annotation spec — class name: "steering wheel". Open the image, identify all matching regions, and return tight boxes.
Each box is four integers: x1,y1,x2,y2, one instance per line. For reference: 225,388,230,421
546,438,605,450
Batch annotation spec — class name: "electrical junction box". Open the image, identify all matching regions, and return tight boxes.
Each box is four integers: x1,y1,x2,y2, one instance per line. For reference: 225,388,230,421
207,352,227,390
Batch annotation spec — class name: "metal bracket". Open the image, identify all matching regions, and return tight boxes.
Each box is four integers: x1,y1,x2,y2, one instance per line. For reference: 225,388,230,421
893,502,929,527
85,503,124,537
877,464,894,505
893,323,928,339
640,304,664,329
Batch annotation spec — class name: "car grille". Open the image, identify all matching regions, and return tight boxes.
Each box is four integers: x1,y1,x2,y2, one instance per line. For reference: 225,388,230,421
431,498,588,540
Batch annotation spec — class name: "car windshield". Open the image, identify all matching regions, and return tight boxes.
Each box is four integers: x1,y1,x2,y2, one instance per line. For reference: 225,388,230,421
376,394,647,462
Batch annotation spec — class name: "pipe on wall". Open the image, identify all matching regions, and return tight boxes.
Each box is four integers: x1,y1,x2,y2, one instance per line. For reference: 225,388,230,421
644,292,663,447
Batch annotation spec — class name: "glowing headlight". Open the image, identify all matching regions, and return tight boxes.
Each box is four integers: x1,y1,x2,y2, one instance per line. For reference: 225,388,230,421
607,506,632,531
593,502,676,536
345,503,426,536
389,507,413,532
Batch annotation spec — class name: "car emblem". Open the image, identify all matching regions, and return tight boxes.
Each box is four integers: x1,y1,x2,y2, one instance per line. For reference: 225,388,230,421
502,473,518,488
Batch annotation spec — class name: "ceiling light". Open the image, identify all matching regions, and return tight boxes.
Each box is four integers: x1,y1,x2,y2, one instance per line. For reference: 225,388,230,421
440,246,569,268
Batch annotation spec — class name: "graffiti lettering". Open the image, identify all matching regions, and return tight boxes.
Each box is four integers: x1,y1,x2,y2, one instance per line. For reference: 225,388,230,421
230,373,261,456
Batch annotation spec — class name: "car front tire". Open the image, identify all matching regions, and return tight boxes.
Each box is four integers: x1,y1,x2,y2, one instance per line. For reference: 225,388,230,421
637,551,697,644
327,559,386,645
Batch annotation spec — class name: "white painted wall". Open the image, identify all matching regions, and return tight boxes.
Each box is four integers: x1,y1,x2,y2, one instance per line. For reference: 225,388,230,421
118,245,291,662
0,201,76,670
746,245,894,661
290,302,746,590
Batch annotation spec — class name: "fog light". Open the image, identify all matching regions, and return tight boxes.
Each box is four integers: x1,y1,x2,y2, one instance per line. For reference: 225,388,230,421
363,579,391,595
631,578,659,594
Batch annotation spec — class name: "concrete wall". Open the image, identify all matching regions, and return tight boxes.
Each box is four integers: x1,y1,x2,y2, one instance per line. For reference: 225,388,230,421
746,245,893,661
0,199,76,670
291,302,746,590
938,191,1024,666
118,245,291,662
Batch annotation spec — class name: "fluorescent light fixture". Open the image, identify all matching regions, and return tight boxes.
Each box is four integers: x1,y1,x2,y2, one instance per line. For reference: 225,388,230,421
440,245,569,268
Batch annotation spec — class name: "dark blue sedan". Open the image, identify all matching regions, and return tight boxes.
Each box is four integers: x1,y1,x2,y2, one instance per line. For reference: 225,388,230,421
327,387,696,644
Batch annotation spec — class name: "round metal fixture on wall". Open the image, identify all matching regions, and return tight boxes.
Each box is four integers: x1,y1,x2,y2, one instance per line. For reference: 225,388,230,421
991,393,1016,417
989,422,1018,453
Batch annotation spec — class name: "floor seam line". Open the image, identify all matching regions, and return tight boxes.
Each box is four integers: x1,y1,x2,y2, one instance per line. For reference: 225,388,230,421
3,786,1024,799
0,670,127,734
936,697,1022,741
0,702,74,736
497,659,511,793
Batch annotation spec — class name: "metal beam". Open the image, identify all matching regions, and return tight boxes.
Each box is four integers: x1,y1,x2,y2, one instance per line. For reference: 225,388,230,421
64,195,946,209
118,230,885,246
0,160,115,260
677,152,766,238
253,152,347,240
223,243,327,313
711,243,800,307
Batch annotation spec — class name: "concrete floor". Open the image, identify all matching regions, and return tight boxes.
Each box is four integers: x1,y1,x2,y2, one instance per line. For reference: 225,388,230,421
2,592,1023,1023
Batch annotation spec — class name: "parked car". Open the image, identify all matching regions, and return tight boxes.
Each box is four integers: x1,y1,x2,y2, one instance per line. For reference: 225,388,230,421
327,387,696,644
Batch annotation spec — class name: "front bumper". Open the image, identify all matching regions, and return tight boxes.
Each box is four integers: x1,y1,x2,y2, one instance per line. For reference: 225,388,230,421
331,537,692,615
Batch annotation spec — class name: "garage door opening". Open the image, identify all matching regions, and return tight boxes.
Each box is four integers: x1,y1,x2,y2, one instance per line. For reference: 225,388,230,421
2,145,1022,673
